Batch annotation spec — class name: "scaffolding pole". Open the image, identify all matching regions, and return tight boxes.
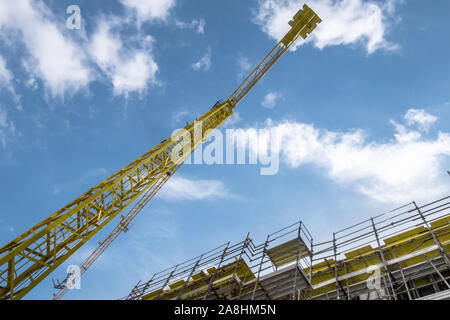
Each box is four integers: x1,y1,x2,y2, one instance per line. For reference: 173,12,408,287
292,223,303,300
425,256,450,290
413,201,450,268
251,235,269,300
371,218,397,300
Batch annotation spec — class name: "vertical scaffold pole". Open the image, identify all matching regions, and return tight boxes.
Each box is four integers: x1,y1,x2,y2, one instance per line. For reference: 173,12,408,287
413,201,450,268
144,274,157,295
392,248,412,300
332,233,340,300
225,233,250,299
425,256,450,289
138,274,156,300
129,273,156,300
370,218,397,300
292,222,303,300
154,264,179,300
203,242,230,300
125,279,141,300
309,239,313,300
176,254,204,300
344,262,350,300
252,235,270,300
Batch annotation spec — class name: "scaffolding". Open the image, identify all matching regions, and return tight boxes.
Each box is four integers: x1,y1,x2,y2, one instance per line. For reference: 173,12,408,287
125,195,450,300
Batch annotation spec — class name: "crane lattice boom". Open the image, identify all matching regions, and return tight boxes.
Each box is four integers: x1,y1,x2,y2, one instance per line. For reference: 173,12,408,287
0,4,321,300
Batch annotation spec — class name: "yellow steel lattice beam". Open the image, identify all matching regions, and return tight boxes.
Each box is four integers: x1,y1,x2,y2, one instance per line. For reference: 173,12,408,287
0,4,321,300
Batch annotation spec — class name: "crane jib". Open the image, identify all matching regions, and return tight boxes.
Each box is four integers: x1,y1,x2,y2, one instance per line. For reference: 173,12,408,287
0,4,321,300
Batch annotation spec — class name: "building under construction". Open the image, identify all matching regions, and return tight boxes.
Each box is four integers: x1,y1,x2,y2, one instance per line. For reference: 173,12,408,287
125,196,450,301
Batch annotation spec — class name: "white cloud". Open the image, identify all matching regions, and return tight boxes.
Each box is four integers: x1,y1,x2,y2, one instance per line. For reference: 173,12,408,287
224,111,242,128
404,109,437,132
390,120,421,144
174,18,205,34
0,0,206,101
239,110,450,204
0,107,9,127
0,105,16,149
120,0,175,23
0,0,92,97
252,0,400,53
172,110,189,124
237,56,252,79
0,55,12,87
192,47,212,72
0,56,22,111
88,18,158,96
158,176,233,201
112,51,158,96
88,19,122,70
261,92,281,109
0,1,163,99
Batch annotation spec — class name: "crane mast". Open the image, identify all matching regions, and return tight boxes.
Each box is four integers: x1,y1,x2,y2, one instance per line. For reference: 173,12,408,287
0,4,321,300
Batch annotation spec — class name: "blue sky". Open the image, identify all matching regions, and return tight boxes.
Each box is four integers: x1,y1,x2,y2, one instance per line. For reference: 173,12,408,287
0,0,449,299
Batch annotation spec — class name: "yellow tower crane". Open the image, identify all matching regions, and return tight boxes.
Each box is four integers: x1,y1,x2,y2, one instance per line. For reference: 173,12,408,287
0,4,321,300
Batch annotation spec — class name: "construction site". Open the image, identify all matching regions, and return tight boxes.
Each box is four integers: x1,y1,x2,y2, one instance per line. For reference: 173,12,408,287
125,196,450,301
125,197,450,300
0,3,449,302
